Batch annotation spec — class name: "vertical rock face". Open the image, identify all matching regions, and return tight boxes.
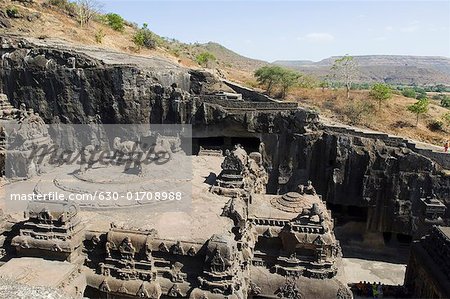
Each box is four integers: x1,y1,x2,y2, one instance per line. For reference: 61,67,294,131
0,36,194,125
261,130,449,235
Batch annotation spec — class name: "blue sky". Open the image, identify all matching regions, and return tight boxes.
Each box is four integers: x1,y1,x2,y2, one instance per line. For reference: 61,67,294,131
98,1,450,62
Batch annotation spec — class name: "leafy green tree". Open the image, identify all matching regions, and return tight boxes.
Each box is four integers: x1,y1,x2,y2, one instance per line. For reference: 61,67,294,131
195,52,216,68
279,69,301,98
105,13,125,31
254,66,305,98
407,98,429,126
369,83,392,110
254,66,283,95
298,74,317,89
330,55,358,99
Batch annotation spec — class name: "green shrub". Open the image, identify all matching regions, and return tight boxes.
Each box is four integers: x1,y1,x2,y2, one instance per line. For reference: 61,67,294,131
427,119,444,131
6,6,20,18
105,13,124,31
95,29,105,43
47,0,65,7
343,101,374,124
431,93,450,108
439,95,450,108
195,52,216,67
401,88,416,98
443,112,450,126
169,48,180,57
416,91,428,100
133,23,156,50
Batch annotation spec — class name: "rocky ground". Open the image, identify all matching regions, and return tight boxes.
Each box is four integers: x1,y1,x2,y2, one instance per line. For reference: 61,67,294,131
342,258,406,286
0,277,73,299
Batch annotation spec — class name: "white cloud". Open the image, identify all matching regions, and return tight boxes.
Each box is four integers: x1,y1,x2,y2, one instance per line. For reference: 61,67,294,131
400,21,420,33
427,24,447,32
373,36,387,41
299,33,335,43
400,25,419,33
357,14,366,20
384,22,420,33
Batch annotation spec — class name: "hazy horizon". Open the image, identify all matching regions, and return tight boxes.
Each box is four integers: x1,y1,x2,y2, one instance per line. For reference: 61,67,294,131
98,1,450,62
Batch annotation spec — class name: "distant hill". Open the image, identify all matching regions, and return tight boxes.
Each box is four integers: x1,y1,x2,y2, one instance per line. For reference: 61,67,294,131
274,55,450,85
191,42,268,71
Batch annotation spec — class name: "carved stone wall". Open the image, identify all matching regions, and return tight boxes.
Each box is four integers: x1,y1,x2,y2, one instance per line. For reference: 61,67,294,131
405,226,450,298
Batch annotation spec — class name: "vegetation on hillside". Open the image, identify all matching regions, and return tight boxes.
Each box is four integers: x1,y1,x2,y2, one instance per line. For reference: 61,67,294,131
369,83,392,110
252,58,450,145
408,98,430,127
1,0,449,145
132,23,157,50
195,52,216,68
330,55,358,99
254,66,315,98
104,13,125,31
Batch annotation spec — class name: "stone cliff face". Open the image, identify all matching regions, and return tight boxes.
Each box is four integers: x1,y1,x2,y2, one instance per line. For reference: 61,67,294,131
262,130,449,236
0,35,448,237
0,35,196,124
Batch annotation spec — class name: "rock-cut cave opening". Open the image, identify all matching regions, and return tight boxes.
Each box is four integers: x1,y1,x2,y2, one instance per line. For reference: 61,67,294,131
192,136,261,155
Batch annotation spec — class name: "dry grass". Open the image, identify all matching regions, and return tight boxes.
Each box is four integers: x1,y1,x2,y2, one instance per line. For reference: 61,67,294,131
289,88,450,145
0,0,197,66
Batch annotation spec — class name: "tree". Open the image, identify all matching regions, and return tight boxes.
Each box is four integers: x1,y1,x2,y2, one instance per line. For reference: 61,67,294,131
298,74,317,89
369,83,392,110
254,66,284,95
76,0,100,27
330,55,358,99
407,98,429,126
195,52,216,68
254,66,304,99
279,69,301,98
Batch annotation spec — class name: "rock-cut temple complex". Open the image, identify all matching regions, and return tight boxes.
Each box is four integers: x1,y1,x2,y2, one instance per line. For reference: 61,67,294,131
0,34,448,298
